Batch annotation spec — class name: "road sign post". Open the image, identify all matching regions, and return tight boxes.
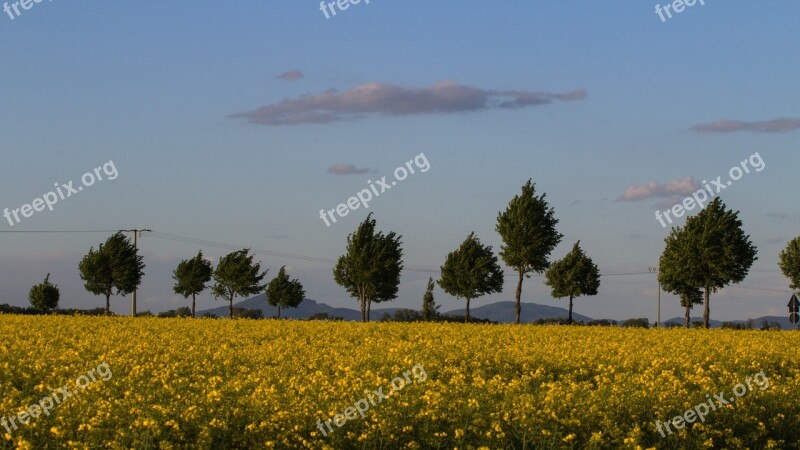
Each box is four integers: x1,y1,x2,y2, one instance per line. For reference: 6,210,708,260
789,294,799,330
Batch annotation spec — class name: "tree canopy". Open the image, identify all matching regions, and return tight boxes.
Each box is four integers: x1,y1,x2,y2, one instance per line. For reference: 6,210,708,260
211,249,267,319
439,232,504,322
29,273,60,312
173,251,214,318
266,266,306,318
544,241,600,324
496,179,562,323
333,214,403,322
79,232,145,315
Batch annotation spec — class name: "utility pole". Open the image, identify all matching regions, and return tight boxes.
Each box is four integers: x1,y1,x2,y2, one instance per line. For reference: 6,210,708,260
649,266,660,328
122,228,151,317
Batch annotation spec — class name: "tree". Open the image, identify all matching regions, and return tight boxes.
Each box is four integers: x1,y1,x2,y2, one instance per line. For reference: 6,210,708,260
29,273,59,312
79,232,145,315
364,231,404,321
333,214,403,322
211,249,267,319
659,227,704,328
544,241,600,325
438,232,504,322
779,236,800,292
266,266,306,318
496,180,563,324
172,251,213,318
680,198,758,328
421,277,440,321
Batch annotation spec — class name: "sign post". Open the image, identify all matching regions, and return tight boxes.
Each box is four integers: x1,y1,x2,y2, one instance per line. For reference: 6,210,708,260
789,294,799,330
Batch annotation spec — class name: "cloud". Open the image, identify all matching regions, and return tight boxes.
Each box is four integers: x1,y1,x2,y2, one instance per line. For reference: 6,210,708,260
692,118,800,133
230,80,586,125
327,163,372,175
277,70,303,81
766,212,799,220
618,176,700,202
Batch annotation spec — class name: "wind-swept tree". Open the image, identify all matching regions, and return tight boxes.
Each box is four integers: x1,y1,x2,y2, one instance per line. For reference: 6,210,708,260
79,232,145,315
29,273,60,312
496,179,562,324
333,214,403,322
544,241,600,324
659,227,704,328
364,231,403,321
438,232,504,322
779,236,800,293
211,249,267,319
421,277,440,321
680,198,758,328
173,251,214,318
266,266,306,318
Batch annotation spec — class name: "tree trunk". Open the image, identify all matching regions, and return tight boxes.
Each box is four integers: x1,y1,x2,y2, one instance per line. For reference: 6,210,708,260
277,304,281,319
229,295,234,319
367,299,371,323
684,302,691,328
568,295,574,325
465,297,471,323
515,270,523,324
703,285,710,329
360,289,366,322
192,293,196,318
105,293,111,316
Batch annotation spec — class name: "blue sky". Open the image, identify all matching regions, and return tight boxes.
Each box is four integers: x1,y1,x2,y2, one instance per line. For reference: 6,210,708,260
1,1,798,321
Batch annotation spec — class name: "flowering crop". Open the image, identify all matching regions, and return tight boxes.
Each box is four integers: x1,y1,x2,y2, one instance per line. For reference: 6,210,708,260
0,316,797,449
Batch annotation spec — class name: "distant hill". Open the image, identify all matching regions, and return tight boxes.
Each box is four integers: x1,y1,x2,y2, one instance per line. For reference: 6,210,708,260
663,315,796,329
197,294,405,320
197,296,794,327
198,296,592,323
442,301,594,323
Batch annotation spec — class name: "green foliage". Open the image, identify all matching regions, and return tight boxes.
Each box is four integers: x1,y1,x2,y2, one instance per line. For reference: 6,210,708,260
79,232,145,315
438,232,504,322
421,277,440,321
232,307,263,319
544,241,600,324
673,198,758,328
496,179,563,323
333,214,403,322
173,251,214,318
158,307,192,318
621,318,650,328
778,236,800,291
28,273,60,312
659,227,704,327
392,308,423,322
266,266,306,318
211,249,267,319
307,312,343,321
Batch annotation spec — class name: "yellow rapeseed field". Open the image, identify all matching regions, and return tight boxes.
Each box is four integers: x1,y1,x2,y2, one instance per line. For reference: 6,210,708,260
0,316,797,449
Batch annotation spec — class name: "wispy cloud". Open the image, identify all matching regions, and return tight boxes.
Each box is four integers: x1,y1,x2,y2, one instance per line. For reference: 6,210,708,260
327,163,372,175
618,176,700,202
277,70,303,81
230,80,586,125
692,118,800,133
766,212,799,220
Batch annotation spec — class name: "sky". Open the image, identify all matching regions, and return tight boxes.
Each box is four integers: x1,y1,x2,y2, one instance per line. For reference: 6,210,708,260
1,0,798,322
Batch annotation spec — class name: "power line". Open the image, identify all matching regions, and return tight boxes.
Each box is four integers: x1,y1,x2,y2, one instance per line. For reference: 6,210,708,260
0,229,788,288
0,230,123,233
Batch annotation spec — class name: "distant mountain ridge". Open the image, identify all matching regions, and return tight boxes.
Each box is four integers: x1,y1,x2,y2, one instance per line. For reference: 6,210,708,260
196,295,795,328
197,295,593,323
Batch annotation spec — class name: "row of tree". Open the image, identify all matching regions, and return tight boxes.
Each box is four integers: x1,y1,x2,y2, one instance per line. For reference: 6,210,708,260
332,179,602,323
71,233,305,318
25,180,800,325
